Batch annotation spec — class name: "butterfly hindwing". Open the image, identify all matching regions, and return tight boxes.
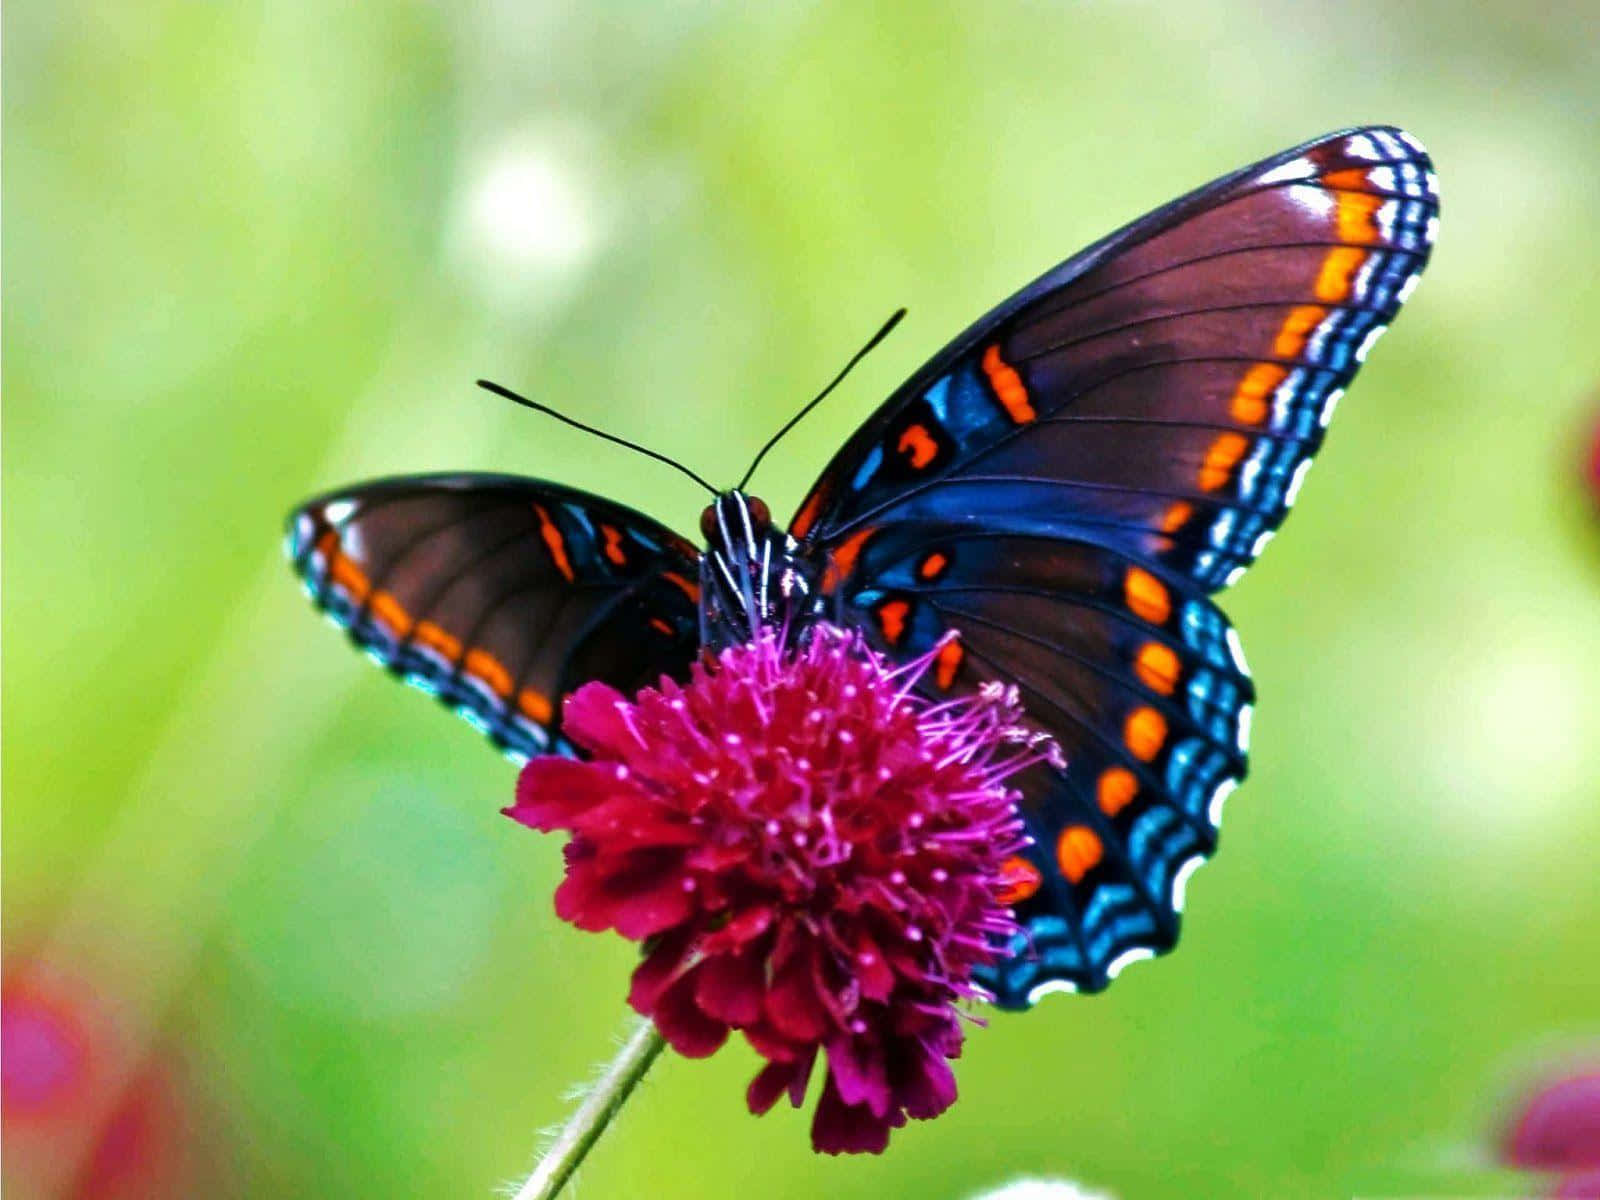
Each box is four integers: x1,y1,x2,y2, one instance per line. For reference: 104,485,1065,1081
287,473,701,762
828,522,1250,1003
795,126,1436,1007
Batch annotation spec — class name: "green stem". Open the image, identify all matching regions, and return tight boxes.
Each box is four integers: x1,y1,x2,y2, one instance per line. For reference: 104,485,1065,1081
511,1016,666,1200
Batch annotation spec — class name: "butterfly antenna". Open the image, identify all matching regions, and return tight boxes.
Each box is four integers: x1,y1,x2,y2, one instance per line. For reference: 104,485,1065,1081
735,307,906,492
477,380,718,497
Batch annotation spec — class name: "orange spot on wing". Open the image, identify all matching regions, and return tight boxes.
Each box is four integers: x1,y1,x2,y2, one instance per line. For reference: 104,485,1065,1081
534,504,576,582
1124,567,1171,625
823,527,875,594
649,616,675,636
1097,767,1138,816
877,599,911,644
981,343,1036,423
1199,432,1250,492
935,638,964,689
997,855,1043,905
1321,166,1372,191
317,530,372,602
369,590,413,638
1230,363,1287,425
1273,305,1328,359
600,524,628,566
464,648,513,698
1315,246,1367,303
1124,706,1168,762
1158,501,1193,535
897,424,940,468
918,551,949,581
329,557,369,599
1055,826,1103,884
791,490,824,540
414,621,462,661
518,688,553,724
1327,181,1385,244
1134,642,1180,695
662,571,701,603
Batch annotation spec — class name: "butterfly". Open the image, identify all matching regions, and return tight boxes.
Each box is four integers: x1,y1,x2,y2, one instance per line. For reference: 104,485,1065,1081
287,126,1437,1010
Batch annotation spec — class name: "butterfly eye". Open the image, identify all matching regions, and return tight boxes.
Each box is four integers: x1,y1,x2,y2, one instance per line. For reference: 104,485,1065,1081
746,496,772,529
699,505,720,543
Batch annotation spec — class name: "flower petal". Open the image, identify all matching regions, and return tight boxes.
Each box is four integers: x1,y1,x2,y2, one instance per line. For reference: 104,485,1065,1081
694,951,764,1026
810,1075,899,1155
744,1025,807,1065
651,972,728,1059
765,942,831,1042
606,859,696,940
561,682,644,759
549,847,692,938
628,929,695,1013
568,794,700,849
746,1052,814,1115
827,1035,890,1118
507,759,619,830
893,1038,959,1120
851,927,897,1003
700,905,774,954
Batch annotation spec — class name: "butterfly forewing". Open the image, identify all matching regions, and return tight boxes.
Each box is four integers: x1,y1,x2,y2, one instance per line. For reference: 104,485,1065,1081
793,126,1436,1006
288,473,701,761
794,126,1435,587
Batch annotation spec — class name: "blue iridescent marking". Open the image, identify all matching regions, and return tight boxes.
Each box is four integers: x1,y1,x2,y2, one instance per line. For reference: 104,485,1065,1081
403,672,441,698
565,504,591,530
852,445,884,490
1163,740,1201,797
1080,883,1159,953
1029,913,1071,943
1165,738,1232,822
457,705,493,736
1127,807,1192,895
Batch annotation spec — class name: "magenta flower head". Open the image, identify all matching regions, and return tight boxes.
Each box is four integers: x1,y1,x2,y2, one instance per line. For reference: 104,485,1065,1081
1501,1064,1600,1191
506,624,1053,1153
1587,405,1600,509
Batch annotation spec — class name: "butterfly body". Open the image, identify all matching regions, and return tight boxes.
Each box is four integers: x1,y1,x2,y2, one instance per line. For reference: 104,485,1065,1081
697,491,818,652
289,126,1437,1008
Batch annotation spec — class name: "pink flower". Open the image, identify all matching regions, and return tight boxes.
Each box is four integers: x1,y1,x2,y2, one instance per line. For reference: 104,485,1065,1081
3,965,201,1197
1587,407,1600,509
1502,1065,1600,1183
507,625,1049,1153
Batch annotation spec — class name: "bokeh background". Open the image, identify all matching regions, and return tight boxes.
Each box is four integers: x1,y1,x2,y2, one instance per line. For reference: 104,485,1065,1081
6,2,1599,1197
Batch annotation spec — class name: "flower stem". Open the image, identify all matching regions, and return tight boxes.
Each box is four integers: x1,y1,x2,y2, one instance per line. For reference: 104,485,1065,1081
512,1016,666,1200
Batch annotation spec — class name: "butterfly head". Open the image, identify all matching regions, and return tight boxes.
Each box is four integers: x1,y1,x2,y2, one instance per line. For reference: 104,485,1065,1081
698,491,813,650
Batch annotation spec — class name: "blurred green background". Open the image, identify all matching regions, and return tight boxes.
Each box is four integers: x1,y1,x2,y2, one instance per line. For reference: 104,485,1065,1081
6,2,1598,1197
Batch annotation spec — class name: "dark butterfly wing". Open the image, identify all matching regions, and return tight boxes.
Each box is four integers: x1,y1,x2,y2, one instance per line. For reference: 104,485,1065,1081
794,125,1436,582
835,522,1249,1005
792,126,1438,1006
286,473,702,762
